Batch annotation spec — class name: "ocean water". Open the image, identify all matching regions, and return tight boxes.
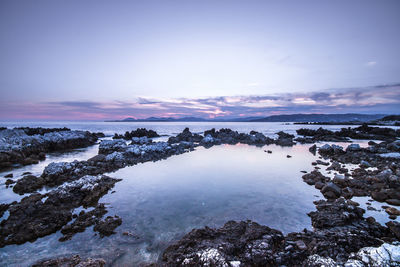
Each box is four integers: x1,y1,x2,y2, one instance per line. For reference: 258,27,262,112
0,121,357,137
0,122,398,266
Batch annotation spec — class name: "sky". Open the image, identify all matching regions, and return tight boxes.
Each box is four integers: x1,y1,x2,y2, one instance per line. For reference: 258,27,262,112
0,0,399,120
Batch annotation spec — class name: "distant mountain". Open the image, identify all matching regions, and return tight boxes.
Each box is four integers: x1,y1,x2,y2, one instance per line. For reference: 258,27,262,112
249,113,387,122
107,116,207,122
107,113,388,123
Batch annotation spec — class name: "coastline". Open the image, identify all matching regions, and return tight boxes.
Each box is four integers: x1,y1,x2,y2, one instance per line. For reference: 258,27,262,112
0,125,399,266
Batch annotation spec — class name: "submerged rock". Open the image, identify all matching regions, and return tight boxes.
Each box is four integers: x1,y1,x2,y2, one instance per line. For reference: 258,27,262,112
32,255,105,267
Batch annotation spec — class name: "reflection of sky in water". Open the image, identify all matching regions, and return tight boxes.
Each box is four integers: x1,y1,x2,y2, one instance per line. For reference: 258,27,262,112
0,144,323,266
0,122,398,266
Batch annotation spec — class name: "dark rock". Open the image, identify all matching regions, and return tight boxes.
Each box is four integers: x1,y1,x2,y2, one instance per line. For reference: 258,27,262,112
5,179,14,186
113,128,159,140
386,221,400,239
94,215,122,237
4,173,13,178
59,204,107,241
12,175,45,194
32,255,105,267
0,175,120,247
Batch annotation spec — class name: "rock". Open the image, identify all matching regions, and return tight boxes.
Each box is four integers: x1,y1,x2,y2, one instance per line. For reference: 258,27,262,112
305,255,337,267
360,160,371,168
0,129,98,170
346,144,361,152
385,207,400,216
386,221,400,239
94,215,122,237
98,139,127,154
5,179,15,186
200,134,216,146
302,170,330,186
345,242,400,267
316,160,330,166
4,173,13,178
309,144,317,154
319,144,333,154
386,199,400,206
321,182,342,199
13,175,45,194
59,204,107,241
371,191,388,202
0,175,121,247
113,128,159,140
308,198,364,228
32,255,106,267
131,136,151,144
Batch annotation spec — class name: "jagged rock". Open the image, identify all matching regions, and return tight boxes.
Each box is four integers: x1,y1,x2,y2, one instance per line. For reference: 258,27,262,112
0,175,120,247
32,254,106,267
94,215,122,237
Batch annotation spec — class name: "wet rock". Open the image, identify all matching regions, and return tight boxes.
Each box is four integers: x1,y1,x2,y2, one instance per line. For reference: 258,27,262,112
386,221,400,239
0,129,98,170
131,136,151,144
113,128,159,140
385,207,400,216
0,175,120,247
302,170,330,186
371,191,388,202
386,199,400,206
94,215,122,237
321,182,342,199
200,134,217,147
309,144,317,154
168,128,203,143
316,160,329,166
360,160,371,168
5,179,15,186
13,175,45,194
345,242,400,267
275,131,295,146
162,220,295,266
32,254,106,267
346,144,361,152
4,173,13,178
60,204,107,241
98,139,127,154
308,198,364,229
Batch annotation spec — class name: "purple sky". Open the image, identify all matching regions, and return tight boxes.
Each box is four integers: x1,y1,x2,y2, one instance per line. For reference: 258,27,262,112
0,0,399,120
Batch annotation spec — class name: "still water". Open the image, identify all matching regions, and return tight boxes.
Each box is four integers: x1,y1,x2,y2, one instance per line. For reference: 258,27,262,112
0,122,397,266
0,142,321,266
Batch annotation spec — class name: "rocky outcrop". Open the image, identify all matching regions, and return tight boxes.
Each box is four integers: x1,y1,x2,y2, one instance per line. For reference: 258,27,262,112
32,255,106,267
0,175,121,247
296,124,400,143
113,128,159,140
162,198,396,266
0,129,99,170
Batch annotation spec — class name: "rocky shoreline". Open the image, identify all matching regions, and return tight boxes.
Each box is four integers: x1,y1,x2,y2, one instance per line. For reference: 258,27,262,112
0,127,103,170
0,125,399,266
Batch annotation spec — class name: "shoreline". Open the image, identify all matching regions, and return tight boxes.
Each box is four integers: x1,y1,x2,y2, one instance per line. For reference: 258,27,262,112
0,125,399,266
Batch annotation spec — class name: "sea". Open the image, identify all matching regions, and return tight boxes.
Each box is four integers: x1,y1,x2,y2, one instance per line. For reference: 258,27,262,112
0,121,398,266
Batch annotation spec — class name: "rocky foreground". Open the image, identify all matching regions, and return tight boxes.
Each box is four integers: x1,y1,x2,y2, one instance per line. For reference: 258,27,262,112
0,127,103,170
0,125,400,266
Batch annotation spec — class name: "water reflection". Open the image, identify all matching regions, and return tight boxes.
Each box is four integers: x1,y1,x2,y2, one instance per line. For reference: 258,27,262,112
0,143,322,266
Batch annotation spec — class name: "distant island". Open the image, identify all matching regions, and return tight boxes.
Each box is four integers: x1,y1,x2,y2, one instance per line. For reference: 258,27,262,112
106,113,399,124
